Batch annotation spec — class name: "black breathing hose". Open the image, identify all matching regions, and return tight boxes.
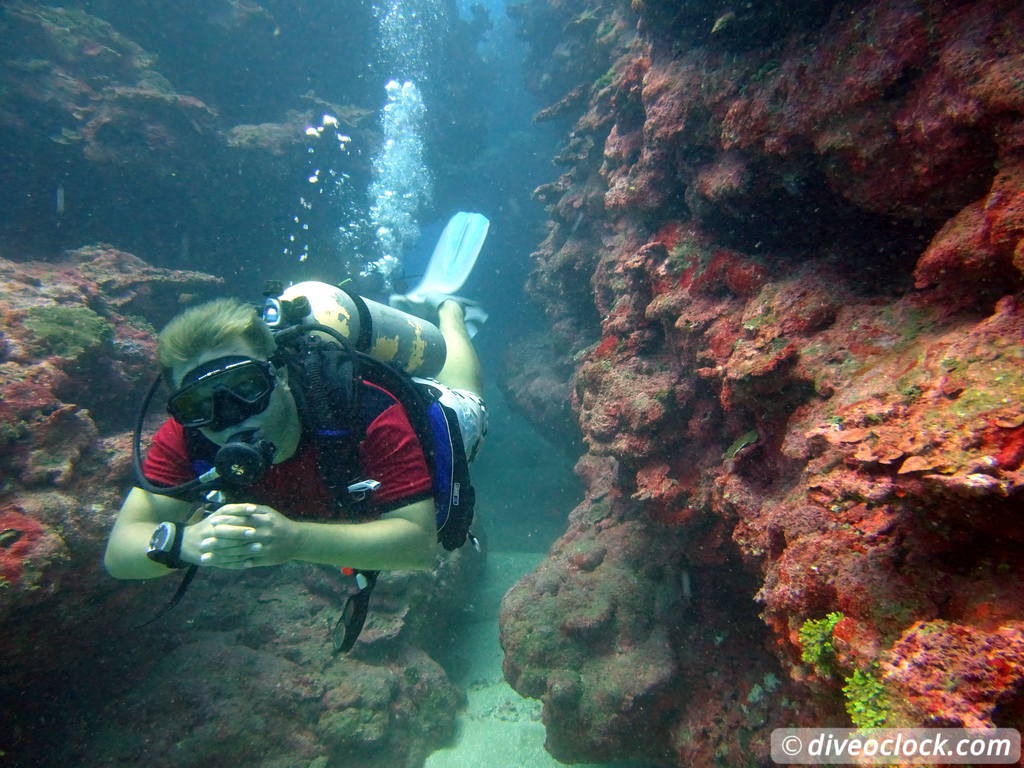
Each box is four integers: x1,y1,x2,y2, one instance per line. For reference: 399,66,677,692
132,375,204,498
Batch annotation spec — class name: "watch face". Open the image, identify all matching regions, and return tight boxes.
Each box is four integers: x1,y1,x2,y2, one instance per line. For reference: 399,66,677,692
149,523,174,552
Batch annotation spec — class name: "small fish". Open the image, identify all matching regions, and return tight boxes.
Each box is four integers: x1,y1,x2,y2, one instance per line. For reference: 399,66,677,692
711,10,736,34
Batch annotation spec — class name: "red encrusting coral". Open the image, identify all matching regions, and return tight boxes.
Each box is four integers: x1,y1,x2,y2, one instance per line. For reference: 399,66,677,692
994,425,1024,471
0,506,45,583
883,621,1024,728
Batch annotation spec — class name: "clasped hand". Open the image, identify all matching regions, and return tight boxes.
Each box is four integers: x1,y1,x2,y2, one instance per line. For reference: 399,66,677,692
182,503,300,569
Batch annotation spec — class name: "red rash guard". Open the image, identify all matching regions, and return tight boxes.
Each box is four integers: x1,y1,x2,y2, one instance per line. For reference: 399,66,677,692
142,381,433,519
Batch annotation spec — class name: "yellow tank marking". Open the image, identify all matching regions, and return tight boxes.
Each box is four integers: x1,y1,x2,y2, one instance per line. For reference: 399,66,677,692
371,335,400,362
407,320,427,373
332,307,352,339
321,290,351,339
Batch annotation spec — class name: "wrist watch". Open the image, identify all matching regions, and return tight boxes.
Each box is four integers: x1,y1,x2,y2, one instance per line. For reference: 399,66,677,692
146,522,187,568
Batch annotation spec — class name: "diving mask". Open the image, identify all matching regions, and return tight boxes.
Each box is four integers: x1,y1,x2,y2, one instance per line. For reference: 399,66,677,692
167,356,276,431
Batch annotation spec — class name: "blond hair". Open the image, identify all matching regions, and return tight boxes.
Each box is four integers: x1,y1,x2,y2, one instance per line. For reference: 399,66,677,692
157,298,276,381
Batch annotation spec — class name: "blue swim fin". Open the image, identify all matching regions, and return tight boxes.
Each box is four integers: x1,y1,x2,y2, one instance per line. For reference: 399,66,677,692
390,212,490,335
415,211,489,296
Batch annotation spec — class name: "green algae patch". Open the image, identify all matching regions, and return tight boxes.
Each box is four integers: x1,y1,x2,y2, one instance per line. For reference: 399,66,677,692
24,305,113,358
594,66,616,92
799,612,843,676
724,429,759,459
667,240,704,274
842,666,890,728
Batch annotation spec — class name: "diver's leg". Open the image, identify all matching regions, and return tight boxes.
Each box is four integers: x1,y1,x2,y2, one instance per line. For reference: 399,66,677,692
435,300,483,396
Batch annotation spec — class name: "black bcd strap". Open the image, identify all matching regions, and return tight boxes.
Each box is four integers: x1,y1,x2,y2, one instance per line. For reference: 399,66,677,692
277,333,477,545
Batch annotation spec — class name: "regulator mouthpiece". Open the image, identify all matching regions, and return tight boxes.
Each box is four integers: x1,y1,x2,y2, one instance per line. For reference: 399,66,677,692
214,430,276,487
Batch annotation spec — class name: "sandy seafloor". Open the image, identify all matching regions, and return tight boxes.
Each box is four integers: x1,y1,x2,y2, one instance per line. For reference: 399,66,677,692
425,551,651,768
423,386,649,767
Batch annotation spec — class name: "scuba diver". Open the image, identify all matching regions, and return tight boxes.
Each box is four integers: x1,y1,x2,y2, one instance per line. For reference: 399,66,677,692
104,213,489,650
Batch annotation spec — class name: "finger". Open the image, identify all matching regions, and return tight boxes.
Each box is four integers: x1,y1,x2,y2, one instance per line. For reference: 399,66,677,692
210,512,272,531
207,522,260,540
200,548,254,566
202,529,256,546
207,513,257,527
213,548,264,568
248,512,276,525
199,536,256,554
203,539,266,554
216,504,264,517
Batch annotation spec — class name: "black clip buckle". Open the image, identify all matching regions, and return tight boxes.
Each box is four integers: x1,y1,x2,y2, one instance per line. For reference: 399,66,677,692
330,570,379,653
346,478,381,502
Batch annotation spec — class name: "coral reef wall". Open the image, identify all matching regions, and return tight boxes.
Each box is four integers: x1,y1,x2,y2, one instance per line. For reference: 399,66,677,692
500,0,1024,764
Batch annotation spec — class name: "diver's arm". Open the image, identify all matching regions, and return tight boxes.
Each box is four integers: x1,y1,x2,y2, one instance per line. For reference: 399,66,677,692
294,497,437,570
201,497,438,571
104,487,195,579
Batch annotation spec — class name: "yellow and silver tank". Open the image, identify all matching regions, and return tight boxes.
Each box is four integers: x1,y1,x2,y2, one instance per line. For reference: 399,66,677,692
279,280,446,377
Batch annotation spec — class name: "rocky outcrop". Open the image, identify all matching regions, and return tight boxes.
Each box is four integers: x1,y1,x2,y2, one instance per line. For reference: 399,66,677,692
0,246,218,762
501,0,1024,764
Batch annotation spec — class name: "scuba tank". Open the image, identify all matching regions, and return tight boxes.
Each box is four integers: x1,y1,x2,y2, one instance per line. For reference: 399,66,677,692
262,280,446,378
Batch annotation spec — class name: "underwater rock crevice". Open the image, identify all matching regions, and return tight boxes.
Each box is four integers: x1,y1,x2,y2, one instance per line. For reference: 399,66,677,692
502,0,1024,764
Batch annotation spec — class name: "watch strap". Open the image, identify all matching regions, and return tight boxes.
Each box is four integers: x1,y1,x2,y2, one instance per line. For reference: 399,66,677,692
148,522,188,569
168,522,186,567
